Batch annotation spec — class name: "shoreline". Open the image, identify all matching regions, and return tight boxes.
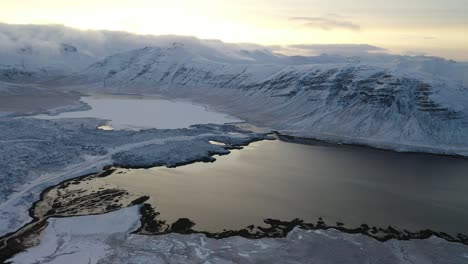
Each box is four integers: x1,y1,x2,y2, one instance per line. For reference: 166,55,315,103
274,132,468,160
2,129,468,262
2,136,468,262
0,134,268,263
134,203,468,244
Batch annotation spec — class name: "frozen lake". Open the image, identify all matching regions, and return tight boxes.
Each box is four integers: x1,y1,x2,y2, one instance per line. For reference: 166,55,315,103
34,95,241,130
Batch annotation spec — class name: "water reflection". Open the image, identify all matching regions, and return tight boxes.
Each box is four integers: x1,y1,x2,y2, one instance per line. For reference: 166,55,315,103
101,139,468,235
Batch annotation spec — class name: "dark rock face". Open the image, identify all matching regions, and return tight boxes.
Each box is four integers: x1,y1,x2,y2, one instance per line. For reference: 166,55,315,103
415,82,459,120
0,68,35,82
60,43,78,54
171,218,195,233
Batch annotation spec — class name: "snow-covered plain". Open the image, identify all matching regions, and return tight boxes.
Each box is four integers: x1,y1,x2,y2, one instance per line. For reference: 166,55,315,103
34,95,241,130
9,206,468,264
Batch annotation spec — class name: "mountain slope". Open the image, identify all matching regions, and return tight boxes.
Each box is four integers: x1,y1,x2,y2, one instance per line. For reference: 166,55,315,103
0,23,291,81
59,44,468,155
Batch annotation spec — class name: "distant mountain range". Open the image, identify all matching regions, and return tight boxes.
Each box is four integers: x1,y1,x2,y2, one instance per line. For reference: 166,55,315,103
1,23,468,155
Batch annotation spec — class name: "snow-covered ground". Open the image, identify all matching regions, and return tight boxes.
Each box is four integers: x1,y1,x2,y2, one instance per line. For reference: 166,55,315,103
9,206,468,264
8,206,142,264
0,117,263,237
34,95,241,130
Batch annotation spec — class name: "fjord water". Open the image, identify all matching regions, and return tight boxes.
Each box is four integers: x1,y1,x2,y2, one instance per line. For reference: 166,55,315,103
104,138,468,235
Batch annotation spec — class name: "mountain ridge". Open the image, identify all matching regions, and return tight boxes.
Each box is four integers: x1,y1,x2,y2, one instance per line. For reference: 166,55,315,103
54,45,468,156
1,23,468,155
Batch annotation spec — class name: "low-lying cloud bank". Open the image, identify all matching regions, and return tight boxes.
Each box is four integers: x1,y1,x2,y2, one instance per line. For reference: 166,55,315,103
272,44,387,56
0,23,467,86
0,22,453,63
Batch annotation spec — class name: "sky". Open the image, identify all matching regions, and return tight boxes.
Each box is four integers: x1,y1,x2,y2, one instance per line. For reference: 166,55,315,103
0,0,467,60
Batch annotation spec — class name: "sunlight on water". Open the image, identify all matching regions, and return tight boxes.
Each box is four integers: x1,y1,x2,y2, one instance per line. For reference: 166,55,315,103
99,139,468,235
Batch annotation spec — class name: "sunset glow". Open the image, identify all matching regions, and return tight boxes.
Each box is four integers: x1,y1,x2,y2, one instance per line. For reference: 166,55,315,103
1,0,467,60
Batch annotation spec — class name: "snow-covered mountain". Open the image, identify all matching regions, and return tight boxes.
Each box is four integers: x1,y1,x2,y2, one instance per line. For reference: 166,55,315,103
57,43,468,155
0,23,288,81
2,23,468,155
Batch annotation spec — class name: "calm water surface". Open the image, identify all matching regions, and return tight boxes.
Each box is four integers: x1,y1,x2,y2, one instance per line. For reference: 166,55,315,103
34,95,241,130
103,139,468,235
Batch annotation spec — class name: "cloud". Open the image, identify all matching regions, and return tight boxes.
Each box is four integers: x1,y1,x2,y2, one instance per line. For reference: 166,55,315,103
400,35,437,40
0,23,386,62
290,15,360,31
0,23,205,60
0,23,288,68
281,44,386,56
403,50,428,56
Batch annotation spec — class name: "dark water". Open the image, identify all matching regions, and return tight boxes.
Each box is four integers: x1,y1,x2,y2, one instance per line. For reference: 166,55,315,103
105,138,468,235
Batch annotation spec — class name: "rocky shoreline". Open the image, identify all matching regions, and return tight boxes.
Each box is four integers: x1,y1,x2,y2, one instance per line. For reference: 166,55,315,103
2,120,468,263
3,161,468,263
135,204,468,245
137,201,468,243
0,132,268,263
